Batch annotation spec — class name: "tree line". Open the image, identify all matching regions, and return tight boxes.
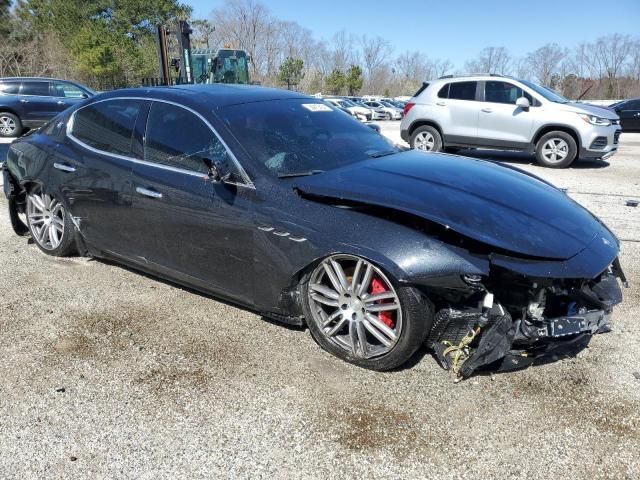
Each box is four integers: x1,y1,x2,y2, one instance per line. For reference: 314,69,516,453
2,0,639,99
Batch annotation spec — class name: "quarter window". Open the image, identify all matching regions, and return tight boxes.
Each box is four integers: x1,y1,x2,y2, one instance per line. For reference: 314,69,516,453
71,99,144,157
0,82,20,94
485,81,534,105
144,102,228,174
20,81,51,96
448,82,477,101
437,84,450,98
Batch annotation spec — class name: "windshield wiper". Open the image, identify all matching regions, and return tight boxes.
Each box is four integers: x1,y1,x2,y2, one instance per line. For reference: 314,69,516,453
278,169,325,178
368,150,398,158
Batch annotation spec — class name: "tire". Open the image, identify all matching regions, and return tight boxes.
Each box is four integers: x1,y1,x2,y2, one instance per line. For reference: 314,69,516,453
0,112,22,138
535,131,577,168
26,187,76,257
385,112,392,121
410,125,442,152
302,254,434,371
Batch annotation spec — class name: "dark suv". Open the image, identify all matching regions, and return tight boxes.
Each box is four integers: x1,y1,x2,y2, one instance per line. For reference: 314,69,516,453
0,77,94,138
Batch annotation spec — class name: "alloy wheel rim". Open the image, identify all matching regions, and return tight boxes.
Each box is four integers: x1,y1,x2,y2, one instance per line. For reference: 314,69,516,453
308,254,402,359
27,192,65,250
542,138,569,163
0,116,16,135
415,131,435,151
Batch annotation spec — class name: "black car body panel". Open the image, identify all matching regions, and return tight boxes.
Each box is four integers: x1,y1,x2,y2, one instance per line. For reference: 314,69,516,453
295,151,613,260
611,98,640,132
3,84,626,377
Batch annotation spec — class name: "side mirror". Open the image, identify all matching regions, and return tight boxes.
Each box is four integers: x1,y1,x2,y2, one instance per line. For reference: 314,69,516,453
81,93,89,99
516,97,530,110
203,158,232,183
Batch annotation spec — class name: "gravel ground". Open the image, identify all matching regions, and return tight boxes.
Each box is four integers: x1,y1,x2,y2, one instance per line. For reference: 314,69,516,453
0,128,639,479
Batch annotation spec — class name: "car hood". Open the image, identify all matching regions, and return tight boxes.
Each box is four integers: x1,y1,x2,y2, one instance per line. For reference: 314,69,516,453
561,102,620,119
295,151,610,260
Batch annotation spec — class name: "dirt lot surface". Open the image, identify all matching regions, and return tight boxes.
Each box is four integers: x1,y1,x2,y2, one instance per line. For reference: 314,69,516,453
1,130,639,479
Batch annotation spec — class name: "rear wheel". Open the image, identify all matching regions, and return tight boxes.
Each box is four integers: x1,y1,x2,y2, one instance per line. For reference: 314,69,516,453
26,188,76,256
0,112,22,138
302,254,433,370
535,131,577,168
410,125,442,152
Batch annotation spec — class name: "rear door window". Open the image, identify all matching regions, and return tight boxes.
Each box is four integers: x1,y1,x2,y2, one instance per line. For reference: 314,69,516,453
71,99,144,157
20,81,52,96
485,81,534,105
0,82,20,95
448,81,478,101
144,102,228,174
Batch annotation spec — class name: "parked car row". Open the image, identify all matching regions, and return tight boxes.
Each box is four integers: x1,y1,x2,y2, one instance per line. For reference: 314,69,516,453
322,95,405,121
0,77,95,137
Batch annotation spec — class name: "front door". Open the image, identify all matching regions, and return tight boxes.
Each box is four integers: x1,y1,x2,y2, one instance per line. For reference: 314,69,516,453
50,81,89,115
128,101,255,303
476,80,535,148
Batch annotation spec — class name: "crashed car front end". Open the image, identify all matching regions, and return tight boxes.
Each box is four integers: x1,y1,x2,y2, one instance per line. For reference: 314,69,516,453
424,256,626,379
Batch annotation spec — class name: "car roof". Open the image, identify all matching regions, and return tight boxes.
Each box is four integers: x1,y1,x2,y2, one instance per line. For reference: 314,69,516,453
97,84,309,108
0,77,78,82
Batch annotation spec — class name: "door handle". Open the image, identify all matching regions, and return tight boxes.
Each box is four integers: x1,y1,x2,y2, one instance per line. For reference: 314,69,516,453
20,99,29,103
136,186,163,199
481,108,493,113
56,101,66,105
436,101,446,106
53,162,76,173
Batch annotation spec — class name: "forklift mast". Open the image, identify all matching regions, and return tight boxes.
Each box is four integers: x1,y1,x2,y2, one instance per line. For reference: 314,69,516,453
154,20,193,86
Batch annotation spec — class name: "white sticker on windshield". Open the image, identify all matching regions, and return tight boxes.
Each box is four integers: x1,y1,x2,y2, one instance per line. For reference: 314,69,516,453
302,103,333,112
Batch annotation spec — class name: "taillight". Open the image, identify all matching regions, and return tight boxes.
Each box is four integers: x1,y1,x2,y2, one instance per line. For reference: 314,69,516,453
403,102,415,115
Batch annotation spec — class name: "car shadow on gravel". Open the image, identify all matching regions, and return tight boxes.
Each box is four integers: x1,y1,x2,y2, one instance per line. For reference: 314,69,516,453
457,149,611,169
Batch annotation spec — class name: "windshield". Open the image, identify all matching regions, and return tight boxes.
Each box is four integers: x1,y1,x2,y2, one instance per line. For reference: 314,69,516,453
220,99,399,178
519,79,569,104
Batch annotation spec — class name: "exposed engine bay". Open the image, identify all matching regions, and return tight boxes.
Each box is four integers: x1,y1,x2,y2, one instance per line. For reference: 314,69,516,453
426,260,627,380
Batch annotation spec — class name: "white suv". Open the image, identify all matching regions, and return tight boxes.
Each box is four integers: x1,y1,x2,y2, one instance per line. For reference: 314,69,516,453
400,75,622,168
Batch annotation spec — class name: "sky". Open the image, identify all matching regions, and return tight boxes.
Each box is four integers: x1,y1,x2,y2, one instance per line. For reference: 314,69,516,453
187,0,640,66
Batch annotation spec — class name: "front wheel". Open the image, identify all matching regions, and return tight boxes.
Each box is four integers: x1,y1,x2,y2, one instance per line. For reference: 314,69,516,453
26,188,76,256
535,131,577,168
410,125,442,152
302,254,433,371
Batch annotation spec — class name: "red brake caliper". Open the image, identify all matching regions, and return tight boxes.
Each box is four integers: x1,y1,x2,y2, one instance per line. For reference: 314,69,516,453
370,277,394,328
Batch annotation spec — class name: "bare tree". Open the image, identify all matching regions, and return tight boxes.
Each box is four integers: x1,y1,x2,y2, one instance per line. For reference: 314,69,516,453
360,35,392,80
525,43,567,87
464,47,511,74
595,34,634,98
191,19,215,49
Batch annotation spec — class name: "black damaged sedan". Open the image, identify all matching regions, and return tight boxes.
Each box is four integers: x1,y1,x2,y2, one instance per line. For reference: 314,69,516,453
2,85,627,378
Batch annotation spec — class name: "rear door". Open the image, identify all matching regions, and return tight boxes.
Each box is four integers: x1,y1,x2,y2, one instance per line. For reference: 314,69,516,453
19,80,56,124
616,100,640,131
436,81,480,142
61,98,147,254
476,80,535,147
129,101,255,301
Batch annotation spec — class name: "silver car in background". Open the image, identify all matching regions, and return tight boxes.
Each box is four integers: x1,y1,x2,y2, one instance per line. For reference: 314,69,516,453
400,74,622,167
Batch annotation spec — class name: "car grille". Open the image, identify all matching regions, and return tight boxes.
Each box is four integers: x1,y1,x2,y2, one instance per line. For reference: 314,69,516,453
614,130,621,144
590,137,608,149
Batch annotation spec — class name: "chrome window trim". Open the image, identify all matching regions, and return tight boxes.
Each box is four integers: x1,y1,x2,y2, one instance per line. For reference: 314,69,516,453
66,96,255,189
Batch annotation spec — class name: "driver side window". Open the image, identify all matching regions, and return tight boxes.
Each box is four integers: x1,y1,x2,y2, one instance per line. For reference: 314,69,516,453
144,102,228,174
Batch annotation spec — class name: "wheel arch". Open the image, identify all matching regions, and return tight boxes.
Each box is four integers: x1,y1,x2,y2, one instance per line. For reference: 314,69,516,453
532,124,581,150
407,119,444,139
0,106,20,117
